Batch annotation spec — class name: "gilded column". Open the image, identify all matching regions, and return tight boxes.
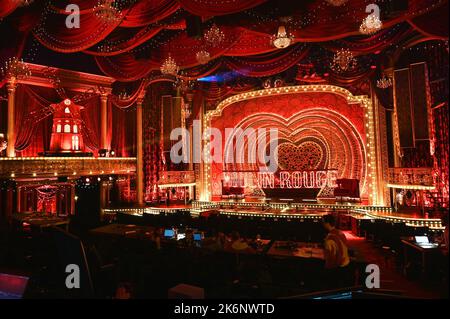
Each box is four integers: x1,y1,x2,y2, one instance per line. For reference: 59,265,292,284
100,93,108,151
136,94,145,205
6,78,17,157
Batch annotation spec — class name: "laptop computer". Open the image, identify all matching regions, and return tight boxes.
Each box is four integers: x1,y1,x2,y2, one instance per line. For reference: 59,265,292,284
0,273,29,299
414,236,438,248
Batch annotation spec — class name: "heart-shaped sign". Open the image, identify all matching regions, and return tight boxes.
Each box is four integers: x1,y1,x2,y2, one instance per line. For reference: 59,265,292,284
277,141,324,171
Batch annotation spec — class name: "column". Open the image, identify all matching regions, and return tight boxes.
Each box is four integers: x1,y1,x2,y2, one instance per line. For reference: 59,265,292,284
6,78,17,157
100,93,108,151
136,96,144,206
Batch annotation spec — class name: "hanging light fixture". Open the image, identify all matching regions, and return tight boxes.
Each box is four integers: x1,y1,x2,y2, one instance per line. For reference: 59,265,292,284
330,48,357,73
204,24,225,47
377,74,393,89
359,13,382,35
1,57,31,80
94,0,123,23
160,54,179,76
325,0,348,6
196,50,211,65
271,25,294,49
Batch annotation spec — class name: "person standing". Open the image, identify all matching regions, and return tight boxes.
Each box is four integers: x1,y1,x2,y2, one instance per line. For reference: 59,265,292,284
322,214,351,288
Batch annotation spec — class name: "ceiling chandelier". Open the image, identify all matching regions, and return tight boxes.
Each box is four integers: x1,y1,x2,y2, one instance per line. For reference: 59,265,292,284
196,50,211,65
271,25,295,49
359,13,383,35
12,0,34,7
1,57,31,80
204,24,225,47
324,0,348,6
377,74,393,89
94,0,123,23
160,54,179,76
330,49,357,73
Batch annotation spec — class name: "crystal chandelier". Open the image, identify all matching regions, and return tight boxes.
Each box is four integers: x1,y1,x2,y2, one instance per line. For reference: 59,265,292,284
94,0,123,23
118,90,130,101
13,0,34,6
377,74,393,89
271,26,294,49
360,14,383,35
325,0,348,6
204,24,225,47
196,50,211,65
330,48,357,73
160,54,179,76
1,57,31,80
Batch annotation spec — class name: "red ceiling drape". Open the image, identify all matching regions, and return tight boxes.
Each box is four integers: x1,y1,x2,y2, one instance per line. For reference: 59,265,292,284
178,0,267,16
120,0,180,27
0,1,19,19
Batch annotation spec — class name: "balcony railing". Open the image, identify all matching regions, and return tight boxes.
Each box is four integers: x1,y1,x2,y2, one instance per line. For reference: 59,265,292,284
0,157,136,178
159,171,195,186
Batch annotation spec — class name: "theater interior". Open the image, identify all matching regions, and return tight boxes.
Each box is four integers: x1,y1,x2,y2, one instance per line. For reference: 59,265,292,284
0,0,448,300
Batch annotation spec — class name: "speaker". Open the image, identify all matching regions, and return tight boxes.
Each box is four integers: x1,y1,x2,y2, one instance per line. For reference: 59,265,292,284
185,15,203,38
58,176,68,183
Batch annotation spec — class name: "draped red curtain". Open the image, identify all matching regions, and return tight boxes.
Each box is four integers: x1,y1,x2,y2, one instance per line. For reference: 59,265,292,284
111,106,136,157
14,86,58,156
224,44,309,77
80,96,101,154
0,1,19,19
120,0,180,27
178,0,267,16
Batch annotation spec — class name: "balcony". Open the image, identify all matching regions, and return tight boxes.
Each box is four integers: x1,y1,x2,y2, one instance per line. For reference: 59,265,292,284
0,157,136,179
158,171,196,187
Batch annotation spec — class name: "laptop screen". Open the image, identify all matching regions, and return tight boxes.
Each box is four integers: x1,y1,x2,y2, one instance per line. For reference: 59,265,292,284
415,236,429,244
164,229,175,238
0,273,29,299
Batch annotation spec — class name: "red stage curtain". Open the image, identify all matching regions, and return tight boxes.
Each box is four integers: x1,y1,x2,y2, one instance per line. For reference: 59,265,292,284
224,44,309,77
33,0,125,53
110,106,136,157
83,26,163,56
0,1,18,19
178,0,267,16
95,53,160,82
120,0,180,27
14,86,58,156
80,96,101,153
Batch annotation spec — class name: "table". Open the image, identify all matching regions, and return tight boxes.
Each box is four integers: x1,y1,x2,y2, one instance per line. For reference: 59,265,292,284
401,239,440,275
13,213,69,231
267,241,325,260
90,224,155,239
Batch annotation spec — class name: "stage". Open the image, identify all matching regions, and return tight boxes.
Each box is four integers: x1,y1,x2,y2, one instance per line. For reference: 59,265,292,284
103,200,444,230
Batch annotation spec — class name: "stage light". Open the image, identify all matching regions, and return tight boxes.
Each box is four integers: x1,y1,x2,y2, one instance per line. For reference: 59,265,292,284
85,178,90,183
109,150,115,157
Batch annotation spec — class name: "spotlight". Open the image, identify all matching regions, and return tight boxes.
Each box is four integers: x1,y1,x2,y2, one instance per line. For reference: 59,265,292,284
109,150,115,157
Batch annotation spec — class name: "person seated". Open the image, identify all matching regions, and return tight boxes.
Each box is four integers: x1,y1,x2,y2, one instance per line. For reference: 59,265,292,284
229,231,256,254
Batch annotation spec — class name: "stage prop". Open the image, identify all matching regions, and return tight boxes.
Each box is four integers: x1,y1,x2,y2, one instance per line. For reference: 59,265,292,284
201,85,381,205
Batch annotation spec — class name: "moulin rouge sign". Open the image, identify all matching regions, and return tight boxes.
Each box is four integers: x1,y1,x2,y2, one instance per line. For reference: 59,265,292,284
223,170,338,189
